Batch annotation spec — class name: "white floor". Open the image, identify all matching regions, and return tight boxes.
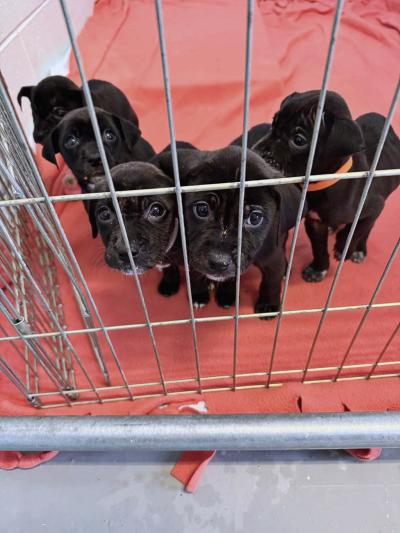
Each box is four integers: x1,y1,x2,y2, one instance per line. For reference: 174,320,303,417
1,449,399,532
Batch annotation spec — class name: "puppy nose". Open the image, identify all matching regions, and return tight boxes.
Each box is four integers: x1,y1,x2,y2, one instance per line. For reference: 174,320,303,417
87,154,101,166
208,251,232,273
118,246,139,262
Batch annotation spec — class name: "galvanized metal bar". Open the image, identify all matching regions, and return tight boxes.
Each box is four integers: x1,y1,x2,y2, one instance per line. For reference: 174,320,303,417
1,413,400,450
0,300,398,344
59,0,166,397
334,237,400,381
367,321,400,379
155,0,202,391
302,78,400,381
233,0,254,390
267,0,345,387
1,168,399,208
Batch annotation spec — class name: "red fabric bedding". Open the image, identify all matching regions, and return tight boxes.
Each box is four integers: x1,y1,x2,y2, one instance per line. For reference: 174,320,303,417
1,0,399,485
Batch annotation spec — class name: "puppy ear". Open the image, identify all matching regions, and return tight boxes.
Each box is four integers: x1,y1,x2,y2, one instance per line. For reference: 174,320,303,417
17,86,34,108
280,92,299,109
271,184,304,241
325,114,364,158
42,126,60,166
113,115,142,151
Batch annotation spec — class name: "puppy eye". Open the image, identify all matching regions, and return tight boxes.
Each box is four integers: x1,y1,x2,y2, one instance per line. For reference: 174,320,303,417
245,210,264,228
64,134,79,149
96,206,112,222
148,202,165,219
103,129,116,142
292,132,308,147
53,107,66,118
193,201,210,219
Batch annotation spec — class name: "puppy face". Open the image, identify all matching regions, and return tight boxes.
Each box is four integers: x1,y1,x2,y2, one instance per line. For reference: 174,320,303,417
253,90,364,176
42,107,142,186
18,76,83,144
89,162,177,275
183,147,282,281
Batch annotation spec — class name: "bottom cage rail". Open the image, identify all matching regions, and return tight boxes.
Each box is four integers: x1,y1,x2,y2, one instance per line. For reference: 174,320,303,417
0,412,399,451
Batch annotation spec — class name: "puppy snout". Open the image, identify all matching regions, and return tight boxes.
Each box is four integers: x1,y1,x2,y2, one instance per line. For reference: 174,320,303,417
208,251,232,273
118,245,140,262
87,153,102,166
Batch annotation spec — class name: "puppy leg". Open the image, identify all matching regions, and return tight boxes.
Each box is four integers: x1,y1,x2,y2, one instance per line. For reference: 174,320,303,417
255,251,286,320
190,274,210,308
334,210,382,264
302,215,329,282
216,279,236,308
158,265,180,296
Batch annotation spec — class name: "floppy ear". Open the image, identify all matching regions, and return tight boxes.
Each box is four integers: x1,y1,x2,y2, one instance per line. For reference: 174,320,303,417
271,184,305,241
113,115,142,151
42,126,61,166
17,86,34,108
280,91,299,109
325,114,364,158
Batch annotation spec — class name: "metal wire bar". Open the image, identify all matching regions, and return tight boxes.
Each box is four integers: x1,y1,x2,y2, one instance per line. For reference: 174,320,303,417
0,300,398,343
0,67,136,397
266,0,345,387
0,97,110,385
367,321,400,379
0,218,101,401
155,0,202,391
25,358,400,401
334,237,400,381
302,78,400,381
233,0,254,390
0,357,38,406
59,0,167,396
0,300,74,405
1,168,399,208
1,412,400,450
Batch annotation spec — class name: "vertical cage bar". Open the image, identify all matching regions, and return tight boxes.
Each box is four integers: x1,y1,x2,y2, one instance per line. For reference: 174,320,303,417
367,322,400,379
59,0,167,396
334,237,400,381
266,0,345,387
302,78,400,381
154,0,202,392
233,0,255,390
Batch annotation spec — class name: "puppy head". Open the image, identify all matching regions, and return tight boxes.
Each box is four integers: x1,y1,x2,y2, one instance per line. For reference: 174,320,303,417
253,90,364,176
18,76,83,144
42,107,142,186
182,146,297,282
88,162,177,275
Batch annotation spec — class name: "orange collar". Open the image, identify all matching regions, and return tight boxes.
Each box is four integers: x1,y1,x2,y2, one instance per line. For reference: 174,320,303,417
306,157,353,192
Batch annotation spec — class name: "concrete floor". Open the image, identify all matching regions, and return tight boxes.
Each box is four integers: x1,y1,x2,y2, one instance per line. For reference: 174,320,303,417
1,449,400,532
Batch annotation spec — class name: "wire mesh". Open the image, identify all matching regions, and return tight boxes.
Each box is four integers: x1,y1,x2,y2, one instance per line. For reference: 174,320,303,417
0,0,398,409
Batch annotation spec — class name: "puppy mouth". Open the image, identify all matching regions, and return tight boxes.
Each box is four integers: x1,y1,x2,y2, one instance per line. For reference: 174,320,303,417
263,151,282,171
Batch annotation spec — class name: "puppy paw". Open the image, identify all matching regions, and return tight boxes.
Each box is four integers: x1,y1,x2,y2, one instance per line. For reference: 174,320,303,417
192,290,210,309
254,300,279,320
158,277,180,297
302,264,328,282
350,250,366,264
215,284,236,308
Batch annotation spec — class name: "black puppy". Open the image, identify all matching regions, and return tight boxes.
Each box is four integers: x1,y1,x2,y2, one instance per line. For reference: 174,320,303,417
18,75,139,144
253,90,400,282
88,162,180,292
42,107,155,192
155,146,302,316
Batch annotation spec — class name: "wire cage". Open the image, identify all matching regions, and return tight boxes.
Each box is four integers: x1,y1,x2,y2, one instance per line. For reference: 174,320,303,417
0,0,399,449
